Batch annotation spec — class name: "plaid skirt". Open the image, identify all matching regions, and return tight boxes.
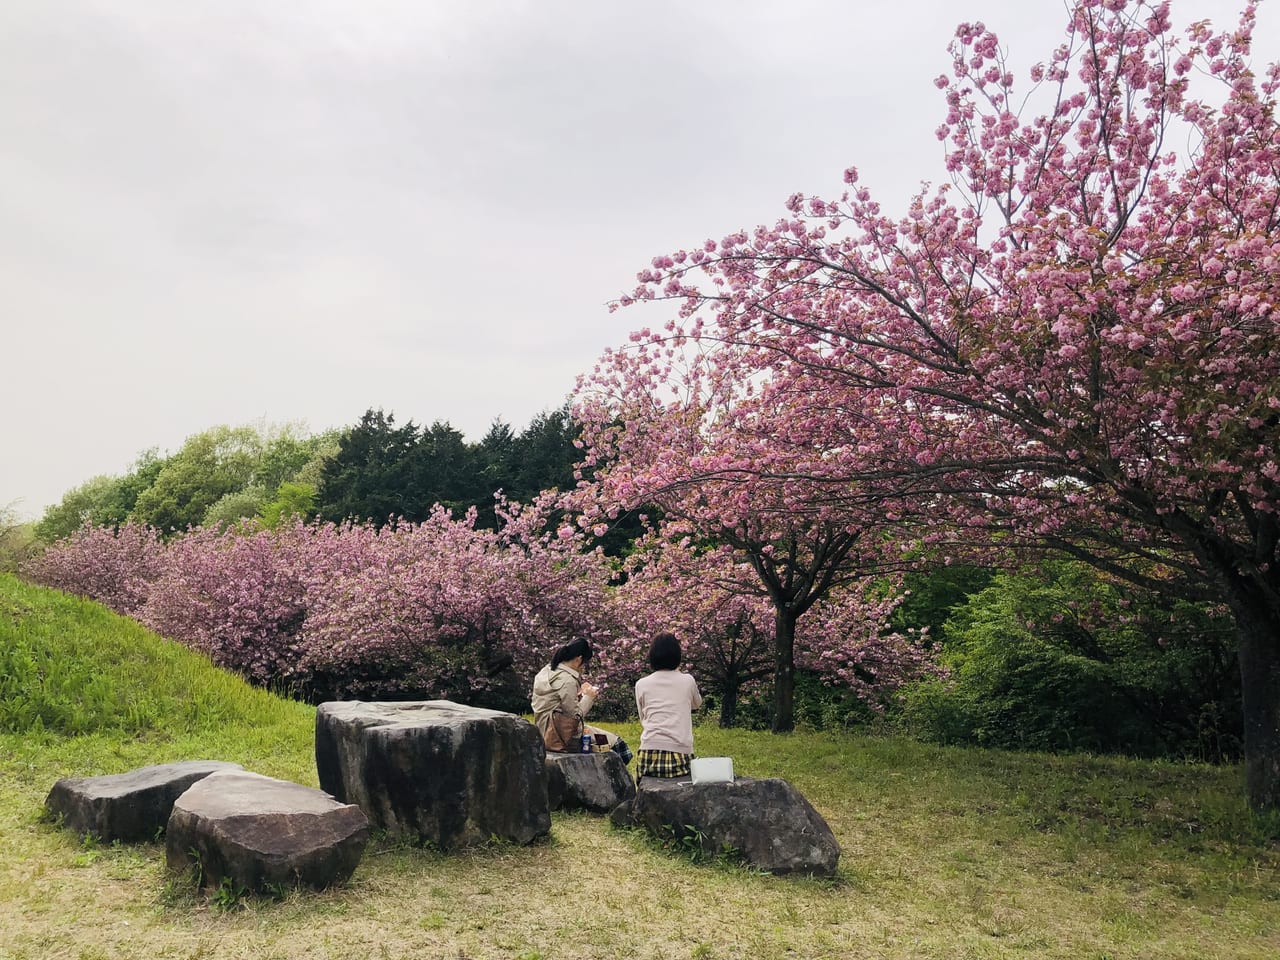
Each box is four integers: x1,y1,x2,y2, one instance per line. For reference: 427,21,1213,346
635,749,692,780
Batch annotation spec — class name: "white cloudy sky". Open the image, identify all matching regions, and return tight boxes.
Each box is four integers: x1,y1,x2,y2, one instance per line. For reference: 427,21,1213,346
1,0,1271,520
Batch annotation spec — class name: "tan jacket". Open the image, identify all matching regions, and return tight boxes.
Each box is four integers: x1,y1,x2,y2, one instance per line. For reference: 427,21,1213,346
530,664,595,734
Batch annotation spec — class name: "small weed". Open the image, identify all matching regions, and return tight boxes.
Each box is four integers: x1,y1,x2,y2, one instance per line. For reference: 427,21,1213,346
158,875,199,909
211,875,248,912
70,831,104,866
654,824,750,869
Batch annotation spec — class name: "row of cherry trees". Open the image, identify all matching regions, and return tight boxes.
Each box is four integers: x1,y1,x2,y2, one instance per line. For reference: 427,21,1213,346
576,1,1280,807
22,501,937,715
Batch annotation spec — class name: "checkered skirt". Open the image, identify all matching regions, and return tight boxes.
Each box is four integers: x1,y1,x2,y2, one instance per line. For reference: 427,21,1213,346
635,749,693,780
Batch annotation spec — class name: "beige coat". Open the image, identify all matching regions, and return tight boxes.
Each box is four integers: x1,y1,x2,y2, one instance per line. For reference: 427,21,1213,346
530,663,595,735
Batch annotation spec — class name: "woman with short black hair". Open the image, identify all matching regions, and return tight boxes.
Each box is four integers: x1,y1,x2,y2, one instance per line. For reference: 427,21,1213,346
647,631,683,671
634,632,703,780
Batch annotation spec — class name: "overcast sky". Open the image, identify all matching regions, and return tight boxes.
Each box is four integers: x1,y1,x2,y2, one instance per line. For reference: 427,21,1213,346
2,0,1271,520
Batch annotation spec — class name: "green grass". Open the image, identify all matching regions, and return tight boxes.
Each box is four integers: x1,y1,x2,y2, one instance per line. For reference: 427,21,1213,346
2,573,1279,959
0,574,313,744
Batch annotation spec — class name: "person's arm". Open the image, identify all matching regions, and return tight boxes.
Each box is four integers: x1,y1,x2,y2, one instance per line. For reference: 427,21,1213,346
555,668,594,717
689,675,703,710
577,680,596,717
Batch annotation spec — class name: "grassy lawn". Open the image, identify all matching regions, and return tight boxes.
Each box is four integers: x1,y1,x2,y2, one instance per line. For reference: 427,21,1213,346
2,574,1278,959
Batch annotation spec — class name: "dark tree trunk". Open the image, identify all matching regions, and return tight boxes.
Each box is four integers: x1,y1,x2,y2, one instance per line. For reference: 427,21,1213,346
1226,583,1280,811
719,671,740,728
772,608,797,733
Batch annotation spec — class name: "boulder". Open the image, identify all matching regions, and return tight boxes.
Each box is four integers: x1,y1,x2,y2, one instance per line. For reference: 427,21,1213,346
45,760,243,843
545,751,636,813
315,700,550,849
612,776,840,877
166,769,369,892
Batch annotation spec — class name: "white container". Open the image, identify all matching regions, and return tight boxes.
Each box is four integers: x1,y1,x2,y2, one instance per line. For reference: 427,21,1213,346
689,756,734,784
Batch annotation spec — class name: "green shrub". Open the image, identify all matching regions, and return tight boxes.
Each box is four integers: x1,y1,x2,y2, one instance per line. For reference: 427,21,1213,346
0,506,38,574
898,563,1241,762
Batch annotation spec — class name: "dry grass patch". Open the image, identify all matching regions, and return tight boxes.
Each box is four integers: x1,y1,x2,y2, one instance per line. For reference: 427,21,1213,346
4,726,1280,959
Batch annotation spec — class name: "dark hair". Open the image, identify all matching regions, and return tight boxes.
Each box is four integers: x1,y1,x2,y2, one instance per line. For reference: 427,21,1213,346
648,632,682,671
551,637,594,670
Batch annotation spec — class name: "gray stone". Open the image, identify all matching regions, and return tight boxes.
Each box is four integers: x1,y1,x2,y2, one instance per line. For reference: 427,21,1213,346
166,769,369,891
45,760,243,843
612,775,841,877
545,751,636,813
315,699,550,849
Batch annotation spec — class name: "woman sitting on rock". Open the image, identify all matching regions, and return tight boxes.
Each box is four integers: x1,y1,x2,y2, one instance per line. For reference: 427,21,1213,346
634,632,703,781
530,637,632,764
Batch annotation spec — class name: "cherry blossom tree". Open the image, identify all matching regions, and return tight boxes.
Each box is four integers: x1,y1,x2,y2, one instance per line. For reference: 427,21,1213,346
140,521,310,687
607,534,937,727
574,356,934,731
22,520,166,615
595,1,1280,806
296,496,619,703
23,496,622,708
606,536,779,726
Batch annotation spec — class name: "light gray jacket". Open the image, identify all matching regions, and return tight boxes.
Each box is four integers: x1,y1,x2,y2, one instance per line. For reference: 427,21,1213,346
530,664,595,733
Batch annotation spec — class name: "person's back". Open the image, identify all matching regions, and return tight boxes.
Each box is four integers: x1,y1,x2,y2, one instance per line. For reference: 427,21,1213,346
633,632,702,781
531,662,588,732
530,637,632,764
636,670,701,754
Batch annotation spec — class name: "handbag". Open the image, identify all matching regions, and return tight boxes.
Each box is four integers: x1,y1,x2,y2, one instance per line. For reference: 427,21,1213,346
543,709,584,753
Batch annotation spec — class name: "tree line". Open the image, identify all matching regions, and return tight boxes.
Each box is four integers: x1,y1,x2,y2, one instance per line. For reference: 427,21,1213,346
21,399,1243,766
33,407,580,541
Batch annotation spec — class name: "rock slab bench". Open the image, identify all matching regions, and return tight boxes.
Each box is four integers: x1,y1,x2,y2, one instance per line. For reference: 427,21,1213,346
315,699,550,849
45,760,243,843
166,769,369,891
545,751,636,813
611,776,841,877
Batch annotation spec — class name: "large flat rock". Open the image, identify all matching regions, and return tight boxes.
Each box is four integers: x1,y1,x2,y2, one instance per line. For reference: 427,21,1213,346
545,751,636,813
166,769,369,891
46,760,243,843
315,700,550,849
612,775,841,876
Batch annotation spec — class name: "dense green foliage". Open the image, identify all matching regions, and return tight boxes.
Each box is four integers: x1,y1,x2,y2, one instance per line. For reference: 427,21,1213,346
32,409,580,540
127,427,257,532
893,565,994,641
34,426,335,541
900,563,1241,762
315,406,579,528
258,481,318,530
33,449,165,542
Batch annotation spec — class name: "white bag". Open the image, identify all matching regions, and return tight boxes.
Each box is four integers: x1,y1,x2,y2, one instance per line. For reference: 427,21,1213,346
689,756,734,784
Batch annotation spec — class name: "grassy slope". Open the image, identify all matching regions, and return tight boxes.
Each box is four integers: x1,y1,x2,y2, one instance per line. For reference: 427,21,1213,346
1,573,1277,960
